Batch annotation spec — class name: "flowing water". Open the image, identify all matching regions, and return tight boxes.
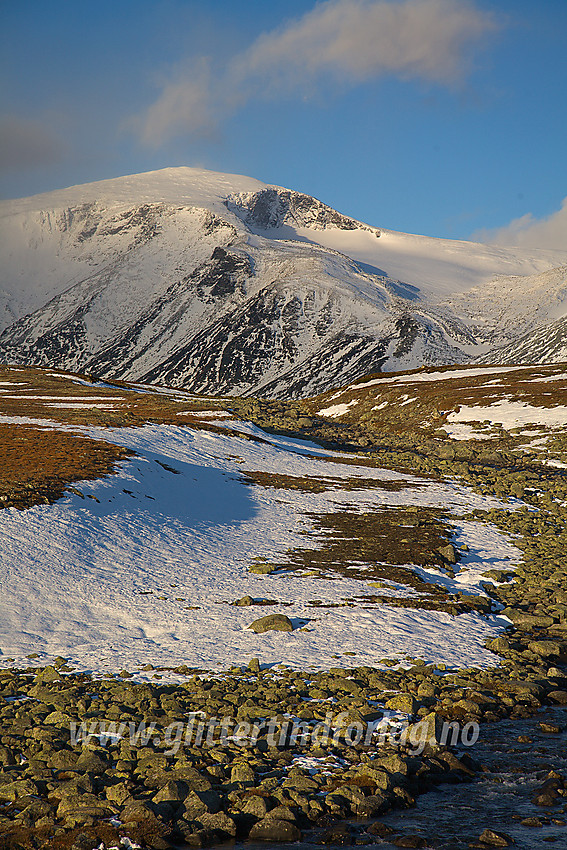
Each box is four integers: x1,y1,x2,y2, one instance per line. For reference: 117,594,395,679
212,707,567,850
373,707,567,849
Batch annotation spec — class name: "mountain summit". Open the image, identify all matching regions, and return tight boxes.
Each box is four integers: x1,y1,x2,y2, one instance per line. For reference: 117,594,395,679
1,166,566,396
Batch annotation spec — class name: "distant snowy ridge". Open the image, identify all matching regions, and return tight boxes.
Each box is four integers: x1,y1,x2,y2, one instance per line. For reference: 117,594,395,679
1,167,566,397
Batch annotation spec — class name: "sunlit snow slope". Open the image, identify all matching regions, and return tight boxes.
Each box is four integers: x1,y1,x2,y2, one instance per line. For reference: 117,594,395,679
1,167,566,397
0,366,524,675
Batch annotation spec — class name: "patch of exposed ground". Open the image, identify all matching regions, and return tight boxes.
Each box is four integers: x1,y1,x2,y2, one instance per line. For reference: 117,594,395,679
0,365,229,430
248,506,488,615
0,366,271,510
0,424,130,510
241,470,418,493
312,363,567,433
279,507,452,576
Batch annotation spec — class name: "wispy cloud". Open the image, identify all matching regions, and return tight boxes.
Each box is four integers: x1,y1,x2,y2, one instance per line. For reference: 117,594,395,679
0,115,64,171
138,0,498,146
475,198,567,251
139,59,219,146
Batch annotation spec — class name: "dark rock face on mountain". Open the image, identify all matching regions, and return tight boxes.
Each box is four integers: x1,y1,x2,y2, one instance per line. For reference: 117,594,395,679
481,313,567,366
228,187,378,234
1,167,565,397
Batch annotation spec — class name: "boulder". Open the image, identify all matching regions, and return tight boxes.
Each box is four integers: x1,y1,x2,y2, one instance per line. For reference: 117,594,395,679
477,827,514,846
385,694,418,715
240,794,269,818
34,666,62,683
56,793,114,820
152,779,189,804
438,543,458,564
197,811,237,837
230,762,255,784
249,817,301,841
249,614,293,633
528,640,561,658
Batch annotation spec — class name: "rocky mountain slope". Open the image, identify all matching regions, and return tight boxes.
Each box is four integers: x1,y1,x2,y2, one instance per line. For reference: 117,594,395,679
1,167,566,397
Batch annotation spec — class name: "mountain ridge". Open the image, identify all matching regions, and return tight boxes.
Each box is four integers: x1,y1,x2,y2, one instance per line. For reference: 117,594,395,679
1,166,566,396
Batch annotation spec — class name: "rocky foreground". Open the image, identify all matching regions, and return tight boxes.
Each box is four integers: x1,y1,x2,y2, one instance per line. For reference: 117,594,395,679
0,653,566,850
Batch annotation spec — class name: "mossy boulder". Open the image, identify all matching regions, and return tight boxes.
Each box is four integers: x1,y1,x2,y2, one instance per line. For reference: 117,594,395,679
249,614,293,634
249,817,301,842
385,694,418,715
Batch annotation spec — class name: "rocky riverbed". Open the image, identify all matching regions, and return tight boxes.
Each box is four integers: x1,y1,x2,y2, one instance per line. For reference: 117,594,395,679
0,651,566,849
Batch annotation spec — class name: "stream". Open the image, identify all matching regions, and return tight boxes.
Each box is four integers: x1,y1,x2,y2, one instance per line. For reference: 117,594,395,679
213,707,567,849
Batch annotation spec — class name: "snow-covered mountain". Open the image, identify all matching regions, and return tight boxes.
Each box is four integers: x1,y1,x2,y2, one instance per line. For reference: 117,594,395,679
1,166,566,397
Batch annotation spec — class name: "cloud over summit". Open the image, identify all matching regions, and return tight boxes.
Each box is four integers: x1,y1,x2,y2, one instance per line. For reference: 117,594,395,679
477,198,567,252
139,0,497,146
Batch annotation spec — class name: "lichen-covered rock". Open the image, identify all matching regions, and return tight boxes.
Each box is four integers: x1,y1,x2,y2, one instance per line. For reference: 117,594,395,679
34,665,62,683
239,794,270,818
56,793,114,820
438,543,458,564
197,811,237,836
152,779,189,804
249,614,293,633
230,761,255,784
385,694,418,715
248,817,302,842
528,640,561,658
477,827,514,846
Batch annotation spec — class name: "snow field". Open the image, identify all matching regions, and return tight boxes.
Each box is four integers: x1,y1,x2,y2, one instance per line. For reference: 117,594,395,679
0,416,522,676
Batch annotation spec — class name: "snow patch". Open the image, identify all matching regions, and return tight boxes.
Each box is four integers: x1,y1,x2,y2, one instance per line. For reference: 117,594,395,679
318,400,359,418
447,401,567,430
354,366,535,391
440,423,498,441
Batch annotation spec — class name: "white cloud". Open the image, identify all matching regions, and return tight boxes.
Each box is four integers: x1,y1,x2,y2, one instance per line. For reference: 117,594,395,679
235,0,494,91
476,197,567,251
138,0,497,146
139,60,219,147
0,115,63,171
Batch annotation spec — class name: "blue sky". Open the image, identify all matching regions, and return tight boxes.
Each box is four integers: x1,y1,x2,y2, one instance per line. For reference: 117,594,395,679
1,0,566,245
